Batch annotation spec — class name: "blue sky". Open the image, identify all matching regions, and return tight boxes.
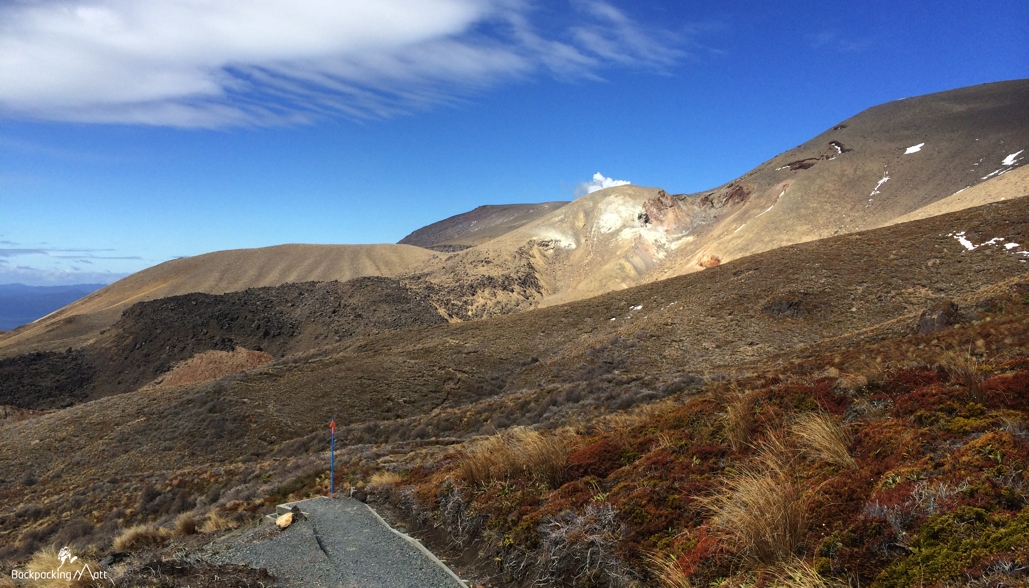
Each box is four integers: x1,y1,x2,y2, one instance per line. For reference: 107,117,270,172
1,0,1027,285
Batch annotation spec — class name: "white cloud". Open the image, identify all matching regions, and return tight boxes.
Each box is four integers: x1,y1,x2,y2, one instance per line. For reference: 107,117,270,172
0,0,692,127
0,266,128,286
584,172,630,194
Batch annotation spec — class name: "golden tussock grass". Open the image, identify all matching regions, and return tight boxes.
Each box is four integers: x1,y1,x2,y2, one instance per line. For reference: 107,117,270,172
645,550,695,588
834,372,868,394
23,547,101,588
770,559,843,588
368,471,404,487
838,357,884,393
721,388,755,453
587,397,680,432
173,511,198,536
790,411,855,469
703,439,807,565
459,428,572,488
112,524,172,551
937,348,987,403
0,575,15,588
199,511,239,533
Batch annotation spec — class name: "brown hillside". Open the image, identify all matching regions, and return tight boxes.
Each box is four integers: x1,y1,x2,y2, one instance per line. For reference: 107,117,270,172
0,277,447,409
0,244,437,357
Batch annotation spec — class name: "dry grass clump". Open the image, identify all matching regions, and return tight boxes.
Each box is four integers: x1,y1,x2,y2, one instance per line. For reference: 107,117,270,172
586,397,680,432
837,357,883,393
199,511,239,533
0,574,15,588
834,372,868,394
368,471,404,487
721,389,755,452
112,524,172,551
459,428,572,488
23,547,102,588
646,551,695,588
791,411,855,469
771,559,843,588
937,349,987,402
173,511,198,536
704,442,807,565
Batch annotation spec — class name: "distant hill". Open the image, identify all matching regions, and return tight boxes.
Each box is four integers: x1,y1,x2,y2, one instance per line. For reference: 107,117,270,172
0,283,105,331
0,244,437,356
398,202,569,251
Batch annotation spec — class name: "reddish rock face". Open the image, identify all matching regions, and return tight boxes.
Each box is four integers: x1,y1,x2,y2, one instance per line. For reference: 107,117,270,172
641,191,690,233
698,256,721,268
640,184,752,237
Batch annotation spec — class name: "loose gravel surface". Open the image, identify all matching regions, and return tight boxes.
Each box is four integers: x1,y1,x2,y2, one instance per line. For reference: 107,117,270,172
204,497,465,588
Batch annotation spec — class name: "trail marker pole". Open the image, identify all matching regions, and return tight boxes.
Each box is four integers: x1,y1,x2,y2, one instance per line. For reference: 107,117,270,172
330,417,336,495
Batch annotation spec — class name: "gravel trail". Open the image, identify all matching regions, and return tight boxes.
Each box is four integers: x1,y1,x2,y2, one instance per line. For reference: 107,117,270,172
204,497,465,588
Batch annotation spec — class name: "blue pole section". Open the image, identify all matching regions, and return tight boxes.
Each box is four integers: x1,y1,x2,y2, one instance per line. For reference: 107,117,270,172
330,417,336,495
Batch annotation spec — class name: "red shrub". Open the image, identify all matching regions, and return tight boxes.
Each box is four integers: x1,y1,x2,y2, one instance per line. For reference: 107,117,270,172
567,438,624,479
812,380,851,415
820,518,901,586
806,469,877,537
675,525,720,577
880,366,944,396
982,371,1029,411
892,385,965,418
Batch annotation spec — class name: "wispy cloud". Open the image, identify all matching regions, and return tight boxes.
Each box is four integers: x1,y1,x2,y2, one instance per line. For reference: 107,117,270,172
807,30,869,53
0,247,139,260
0,265,129,286
51,254,143,260
0,248,48,257
0,0,697,127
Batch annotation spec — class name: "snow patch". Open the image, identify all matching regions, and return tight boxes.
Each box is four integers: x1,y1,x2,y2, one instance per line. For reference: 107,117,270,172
947,232,1025,257
630,305,642,311
904,143,924,154
869,167,890,198
981,150,1024,180
734,224,746,233
954,232,976,250
756,205,774,217
1002,150,1024,166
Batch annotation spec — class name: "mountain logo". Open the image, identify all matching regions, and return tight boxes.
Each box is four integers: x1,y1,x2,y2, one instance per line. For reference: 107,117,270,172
57,546,78,569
